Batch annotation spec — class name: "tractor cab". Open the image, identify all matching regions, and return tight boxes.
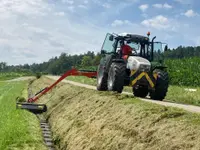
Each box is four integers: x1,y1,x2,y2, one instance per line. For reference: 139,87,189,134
101,32,168,63
97,32,169,101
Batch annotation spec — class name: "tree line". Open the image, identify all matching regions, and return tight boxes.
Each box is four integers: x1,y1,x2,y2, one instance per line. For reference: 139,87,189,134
1,45,200,76
0,51,101,75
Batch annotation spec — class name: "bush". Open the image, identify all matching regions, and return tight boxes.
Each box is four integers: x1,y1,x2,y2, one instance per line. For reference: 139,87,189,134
35,72,42,79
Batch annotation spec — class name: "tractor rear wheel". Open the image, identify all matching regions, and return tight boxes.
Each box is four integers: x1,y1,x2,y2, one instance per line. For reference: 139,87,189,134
150,69,169,100
133,86,149,98
107,62,126,93
97,65,108,91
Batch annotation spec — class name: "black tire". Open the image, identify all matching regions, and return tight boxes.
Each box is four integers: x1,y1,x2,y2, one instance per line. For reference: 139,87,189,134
150,70,169,100
97,65,108,91
107,62,126,93
133,86,149,98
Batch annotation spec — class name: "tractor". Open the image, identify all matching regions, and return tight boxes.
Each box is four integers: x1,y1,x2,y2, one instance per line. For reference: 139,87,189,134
16,32,169,114
96,32,169,100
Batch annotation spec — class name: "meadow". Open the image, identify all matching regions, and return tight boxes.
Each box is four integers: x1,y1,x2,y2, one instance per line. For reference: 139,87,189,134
0,80,46,150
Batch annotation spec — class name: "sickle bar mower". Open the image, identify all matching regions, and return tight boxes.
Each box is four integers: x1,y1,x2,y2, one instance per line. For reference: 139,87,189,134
16,68,97,114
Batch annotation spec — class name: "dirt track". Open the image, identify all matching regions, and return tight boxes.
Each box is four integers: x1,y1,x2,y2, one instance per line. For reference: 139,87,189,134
6,76,35,82
47,75,200,114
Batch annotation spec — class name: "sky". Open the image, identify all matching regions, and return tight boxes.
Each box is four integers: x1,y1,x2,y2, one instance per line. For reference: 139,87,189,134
0,0,200,65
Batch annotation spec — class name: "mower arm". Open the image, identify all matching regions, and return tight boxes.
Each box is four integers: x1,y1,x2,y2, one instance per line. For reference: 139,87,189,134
28,68,97,103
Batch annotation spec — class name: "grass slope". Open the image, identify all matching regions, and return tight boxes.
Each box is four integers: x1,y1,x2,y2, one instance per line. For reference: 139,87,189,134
0,80,47,150
32,77,200,150
66,76,200,106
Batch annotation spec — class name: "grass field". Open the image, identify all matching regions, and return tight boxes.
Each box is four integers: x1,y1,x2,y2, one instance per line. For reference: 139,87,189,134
66,76,200,106
0,72,32,81
0,80,46,150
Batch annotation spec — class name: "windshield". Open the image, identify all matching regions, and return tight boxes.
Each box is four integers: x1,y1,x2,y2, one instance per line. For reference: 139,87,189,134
117,41,141,54
126,42,140,54
153,42,165,62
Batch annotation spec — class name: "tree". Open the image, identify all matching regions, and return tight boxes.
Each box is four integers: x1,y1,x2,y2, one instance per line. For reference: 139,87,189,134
81,56,92,67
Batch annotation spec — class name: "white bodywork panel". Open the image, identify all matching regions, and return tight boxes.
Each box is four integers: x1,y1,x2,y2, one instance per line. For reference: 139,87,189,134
126,56,151,72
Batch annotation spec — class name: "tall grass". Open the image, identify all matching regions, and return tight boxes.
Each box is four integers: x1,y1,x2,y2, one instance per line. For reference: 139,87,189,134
165,57,200,87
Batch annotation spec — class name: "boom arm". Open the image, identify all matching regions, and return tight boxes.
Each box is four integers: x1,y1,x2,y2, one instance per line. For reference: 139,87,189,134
28,68,97,103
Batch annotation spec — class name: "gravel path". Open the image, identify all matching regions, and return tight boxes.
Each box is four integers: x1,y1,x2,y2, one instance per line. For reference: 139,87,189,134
6,76,35,82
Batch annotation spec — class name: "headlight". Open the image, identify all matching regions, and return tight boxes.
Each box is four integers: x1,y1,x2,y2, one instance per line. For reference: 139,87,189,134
139,65,151,72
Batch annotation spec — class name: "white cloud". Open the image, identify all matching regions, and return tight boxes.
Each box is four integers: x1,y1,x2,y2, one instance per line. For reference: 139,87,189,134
54,12,65,16
153,3,172,9
163,3,172,9
68,6,74,12
184,9,197,17
141,15,170,30
139,4,148,12
153,4,162,8
174,0,192,4
62,0,74,4
0,0,50,18
0,0,109,65
102,3,111,8
78,5,87,9
111,20,132,27
142,13,148,18
84,0,88,4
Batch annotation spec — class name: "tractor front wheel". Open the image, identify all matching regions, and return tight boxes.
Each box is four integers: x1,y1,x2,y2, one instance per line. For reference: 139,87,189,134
133,86,149,98
150,70,169,101
107,62,126,93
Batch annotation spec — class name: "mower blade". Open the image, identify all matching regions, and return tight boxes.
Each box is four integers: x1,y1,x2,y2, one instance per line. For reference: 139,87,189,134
16,102,47,114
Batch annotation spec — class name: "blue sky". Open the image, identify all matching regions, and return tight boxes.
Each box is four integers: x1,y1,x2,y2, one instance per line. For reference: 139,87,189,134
0,0,199,65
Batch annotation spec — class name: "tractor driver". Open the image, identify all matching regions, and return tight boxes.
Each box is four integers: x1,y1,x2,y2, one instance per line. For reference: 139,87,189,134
120,41,133,60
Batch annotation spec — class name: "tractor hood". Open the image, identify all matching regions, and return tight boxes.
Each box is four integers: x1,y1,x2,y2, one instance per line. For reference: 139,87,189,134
127,56,151,72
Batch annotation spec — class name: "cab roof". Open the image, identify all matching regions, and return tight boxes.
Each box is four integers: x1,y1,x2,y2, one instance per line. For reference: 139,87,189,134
114,33,149,43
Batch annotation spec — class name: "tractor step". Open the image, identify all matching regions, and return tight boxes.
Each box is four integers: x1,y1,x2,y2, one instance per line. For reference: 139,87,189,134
16,102,47,114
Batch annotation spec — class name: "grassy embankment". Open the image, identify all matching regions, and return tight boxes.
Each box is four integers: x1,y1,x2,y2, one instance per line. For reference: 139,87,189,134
30,76,200,150
0,79,47,150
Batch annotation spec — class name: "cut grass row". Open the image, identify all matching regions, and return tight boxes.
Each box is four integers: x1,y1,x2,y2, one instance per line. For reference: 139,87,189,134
66,76,200,107
0,80,46,150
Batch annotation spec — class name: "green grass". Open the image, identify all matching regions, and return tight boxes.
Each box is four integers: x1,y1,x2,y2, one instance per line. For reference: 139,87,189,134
66,76,200,107
165,57,200,87
166,85,200,106
0,72,32,81
0,81,46,150
66,76,97,86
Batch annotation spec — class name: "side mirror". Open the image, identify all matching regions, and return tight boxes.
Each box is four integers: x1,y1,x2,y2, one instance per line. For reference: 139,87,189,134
164,45,168,52
109,35,114,41
101,50,106,54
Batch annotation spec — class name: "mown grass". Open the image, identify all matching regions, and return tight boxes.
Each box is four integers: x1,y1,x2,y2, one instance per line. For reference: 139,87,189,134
66,76,200,106
0,80,46,150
